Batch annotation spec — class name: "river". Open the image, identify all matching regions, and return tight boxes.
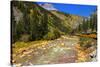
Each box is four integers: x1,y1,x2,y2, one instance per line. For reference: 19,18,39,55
12,35,97,66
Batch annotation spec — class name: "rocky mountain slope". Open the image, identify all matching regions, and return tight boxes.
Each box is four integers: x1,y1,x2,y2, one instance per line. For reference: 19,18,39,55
11,1,84,43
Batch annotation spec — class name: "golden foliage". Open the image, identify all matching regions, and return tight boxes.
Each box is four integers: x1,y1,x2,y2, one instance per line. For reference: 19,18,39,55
79,34,97,38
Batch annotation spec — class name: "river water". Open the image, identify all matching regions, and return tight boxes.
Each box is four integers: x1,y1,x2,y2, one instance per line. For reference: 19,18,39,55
13,36,97,66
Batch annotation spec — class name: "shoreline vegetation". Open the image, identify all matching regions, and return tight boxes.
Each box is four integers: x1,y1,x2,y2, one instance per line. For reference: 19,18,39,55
11,1,97,66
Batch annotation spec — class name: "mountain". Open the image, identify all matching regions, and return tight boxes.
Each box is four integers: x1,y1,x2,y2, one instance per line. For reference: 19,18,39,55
11,1,84,43
39,3,83,29
51,10,83,29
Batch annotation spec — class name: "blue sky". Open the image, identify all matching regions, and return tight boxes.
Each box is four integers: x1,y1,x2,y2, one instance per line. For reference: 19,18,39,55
37,2,97,17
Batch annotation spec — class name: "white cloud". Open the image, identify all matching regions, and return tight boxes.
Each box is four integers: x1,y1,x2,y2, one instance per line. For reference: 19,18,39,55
39,3,57,11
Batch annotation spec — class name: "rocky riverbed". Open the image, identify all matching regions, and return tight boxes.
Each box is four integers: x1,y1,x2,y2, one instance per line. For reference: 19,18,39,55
12,35,97,66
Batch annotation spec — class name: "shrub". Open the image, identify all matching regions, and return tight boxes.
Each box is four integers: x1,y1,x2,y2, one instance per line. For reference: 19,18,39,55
43,29,60,40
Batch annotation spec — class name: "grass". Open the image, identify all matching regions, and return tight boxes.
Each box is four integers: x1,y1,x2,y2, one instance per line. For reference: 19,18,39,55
78,36,97,52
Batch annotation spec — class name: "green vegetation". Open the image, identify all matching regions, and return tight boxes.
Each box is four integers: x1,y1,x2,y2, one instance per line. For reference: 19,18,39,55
79,37,96,50
11,1,97,43
11,1,97,65
11,1,82,43
78,11,97,34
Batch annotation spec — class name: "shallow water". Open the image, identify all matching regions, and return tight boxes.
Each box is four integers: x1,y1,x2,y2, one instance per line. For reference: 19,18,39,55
12,36,97,66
